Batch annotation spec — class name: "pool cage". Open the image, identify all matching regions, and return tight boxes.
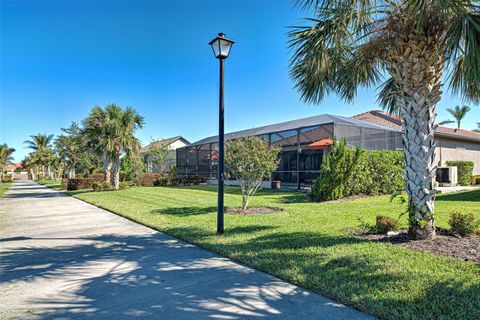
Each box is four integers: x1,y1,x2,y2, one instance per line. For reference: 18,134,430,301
176,114,402,189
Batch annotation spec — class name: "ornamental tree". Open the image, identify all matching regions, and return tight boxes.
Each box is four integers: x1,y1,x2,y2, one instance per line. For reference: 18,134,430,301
225,136,279,210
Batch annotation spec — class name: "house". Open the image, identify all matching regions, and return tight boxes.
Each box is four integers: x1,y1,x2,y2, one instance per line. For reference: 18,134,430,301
176,114,403,189
353,110,480,174
140,136,190,173
2,163,22,175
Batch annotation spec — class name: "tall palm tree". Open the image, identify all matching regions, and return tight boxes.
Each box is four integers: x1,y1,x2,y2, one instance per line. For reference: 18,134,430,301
83,104,144,190
289,1,480,239
24,133,54,177
83,106,113,182
447,105,471,129
0,144,15,182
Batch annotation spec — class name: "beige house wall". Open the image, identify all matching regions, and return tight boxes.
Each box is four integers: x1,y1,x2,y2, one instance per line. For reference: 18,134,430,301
434,137,480,175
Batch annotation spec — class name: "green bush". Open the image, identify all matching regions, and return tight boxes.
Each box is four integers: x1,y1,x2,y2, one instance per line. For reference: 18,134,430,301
312,139,361,201
312,141,404,201
92,181,113,192
448,212,478,236
445,160,474,186
471,175,480,185
119,181,129,190
375,215,400,234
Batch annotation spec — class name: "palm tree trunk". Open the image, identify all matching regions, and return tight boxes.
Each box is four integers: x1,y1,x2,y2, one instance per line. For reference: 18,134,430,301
103,159,112,182
387,35,443,239
111,158,120,190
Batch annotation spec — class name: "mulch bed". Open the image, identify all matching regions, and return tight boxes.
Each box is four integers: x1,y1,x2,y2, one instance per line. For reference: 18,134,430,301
226,207,283,215
354,229,479,263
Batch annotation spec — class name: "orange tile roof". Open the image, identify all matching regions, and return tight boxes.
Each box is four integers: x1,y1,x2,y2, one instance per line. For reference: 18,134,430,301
3,163,22,171
352,110,480,142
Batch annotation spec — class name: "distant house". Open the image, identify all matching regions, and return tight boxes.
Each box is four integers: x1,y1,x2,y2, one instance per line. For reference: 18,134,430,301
2,163,22,175
140,136,190,173
353,110,480,174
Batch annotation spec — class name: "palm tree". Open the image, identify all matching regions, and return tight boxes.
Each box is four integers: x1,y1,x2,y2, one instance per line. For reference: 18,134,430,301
83,104,144,190
24,133,54,177
0,144,15,182
289,1,479,239
447,105,471,129
474,123,480,133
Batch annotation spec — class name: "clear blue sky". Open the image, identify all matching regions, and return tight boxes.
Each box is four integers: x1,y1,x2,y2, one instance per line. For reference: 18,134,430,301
1,0,478,161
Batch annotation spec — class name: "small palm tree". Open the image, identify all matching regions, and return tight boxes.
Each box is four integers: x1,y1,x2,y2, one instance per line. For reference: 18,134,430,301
474,123,480,133
24,133,54,177
447,105,471,129
0,144,15,182
83,104,144,190
289,1,480,239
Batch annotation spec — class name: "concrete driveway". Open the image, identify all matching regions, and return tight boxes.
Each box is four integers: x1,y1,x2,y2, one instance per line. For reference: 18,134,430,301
0,182,374,320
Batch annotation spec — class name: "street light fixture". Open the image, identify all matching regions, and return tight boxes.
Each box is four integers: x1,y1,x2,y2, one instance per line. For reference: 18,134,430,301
209,32,234,235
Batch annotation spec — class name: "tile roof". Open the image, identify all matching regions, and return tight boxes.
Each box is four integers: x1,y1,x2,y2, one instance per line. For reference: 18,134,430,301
3,163,22,171
352,110,480,143
140,136,190,153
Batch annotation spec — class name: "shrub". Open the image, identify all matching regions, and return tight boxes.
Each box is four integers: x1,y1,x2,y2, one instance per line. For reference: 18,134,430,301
139,173,163,186
312,139,362,201
448,212,478,236
185,175,205,185
346,150,404,196
92,181,113,192
120,152,145,184
119,181,129,190
64,178,95,191
471,175,480,185
445,161,474,186
375,215,400,234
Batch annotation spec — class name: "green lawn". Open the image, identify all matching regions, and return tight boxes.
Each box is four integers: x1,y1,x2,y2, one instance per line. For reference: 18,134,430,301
0,182,12,197
40,182,480,320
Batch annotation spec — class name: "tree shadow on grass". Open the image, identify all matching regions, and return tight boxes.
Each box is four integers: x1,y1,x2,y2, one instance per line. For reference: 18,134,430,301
160,225,480,319
435,189,480,202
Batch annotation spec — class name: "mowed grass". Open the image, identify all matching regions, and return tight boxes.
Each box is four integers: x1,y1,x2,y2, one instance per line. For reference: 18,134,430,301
42,182,480,320
0,182,12,197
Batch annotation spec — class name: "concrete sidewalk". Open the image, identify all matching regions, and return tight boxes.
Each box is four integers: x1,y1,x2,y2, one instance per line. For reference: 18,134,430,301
0,182,374,320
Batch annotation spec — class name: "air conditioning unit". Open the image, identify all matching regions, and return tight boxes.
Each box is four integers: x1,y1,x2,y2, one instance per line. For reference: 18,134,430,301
435,166,458,187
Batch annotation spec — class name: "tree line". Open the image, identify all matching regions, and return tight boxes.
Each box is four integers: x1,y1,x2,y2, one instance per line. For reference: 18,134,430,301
21,103,145,190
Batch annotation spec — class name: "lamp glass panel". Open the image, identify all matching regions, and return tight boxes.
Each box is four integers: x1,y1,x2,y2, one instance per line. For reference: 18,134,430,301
210,39,221,58
219,39,233,57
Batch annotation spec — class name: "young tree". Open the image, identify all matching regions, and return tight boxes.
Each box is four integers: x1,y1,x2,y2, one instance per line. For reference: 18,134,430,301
447,105,471,129
225,136,279,210
146,139,173,173
0,144,15,182
120,152,145,184
83,104,144,190
289,1,480,239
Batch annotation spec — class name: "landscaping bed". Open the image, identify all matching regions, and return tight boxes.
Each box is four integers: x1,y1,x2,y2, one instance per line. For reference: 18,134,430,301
226,207,282,215
356,229,479,263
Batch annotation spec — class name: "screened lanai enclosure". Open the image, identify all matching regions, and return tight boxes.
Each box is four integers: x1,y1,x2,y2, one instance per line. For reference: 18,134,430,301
176,114,403,189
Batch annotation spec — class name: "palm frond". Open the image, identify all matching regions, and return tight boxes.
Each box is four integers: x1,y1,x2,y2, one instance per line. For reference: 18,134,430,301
377,77,400,115
445,11,480,103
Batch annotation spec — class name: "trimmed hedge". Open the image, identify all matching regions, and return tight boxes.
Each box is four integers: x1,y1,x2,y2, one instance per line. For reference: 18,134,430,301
62,178,95,191
445,161,474,186
312,147,404,201
62,174,104,190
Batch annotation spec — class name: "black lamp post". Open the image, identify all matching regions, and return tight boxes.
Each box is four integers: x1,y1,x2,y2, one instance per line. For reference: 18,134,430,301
209,32,234,235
